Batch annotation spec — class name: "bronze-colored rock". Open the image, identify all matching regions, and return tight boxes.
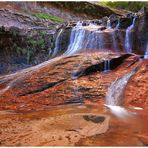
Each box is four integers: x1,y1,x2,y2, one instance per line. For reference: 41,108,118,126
124,59,148,108
0,52,140,112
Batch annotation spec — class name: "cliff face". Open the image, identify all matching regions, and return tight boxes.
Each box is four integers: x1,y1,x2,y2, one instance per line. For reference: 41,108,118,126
0,3,58,75
0,2,117,75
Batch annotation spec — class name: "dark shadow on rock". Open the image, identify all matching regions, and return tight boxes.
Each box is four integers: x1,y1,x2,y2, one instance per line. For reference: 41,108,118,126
83,115,105,123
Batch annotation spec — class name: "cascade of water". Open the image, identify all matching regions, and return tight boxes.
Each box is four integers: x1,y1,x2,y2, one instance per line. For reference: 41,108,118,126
107,19,111,29
97,30,104,49
63,22,106,56
125,17,137,53
64,28,86,56
105,67,139,118
112,30,119,52
115,19,120,30
104,60,110,72
144,43,148,59
75,21,83,27
52,28,64,57
107,19,119,52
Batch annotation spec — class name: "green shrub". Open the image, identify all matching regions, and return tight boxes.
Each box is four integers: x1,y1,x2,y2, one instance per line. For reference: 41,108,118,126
32,13,64,23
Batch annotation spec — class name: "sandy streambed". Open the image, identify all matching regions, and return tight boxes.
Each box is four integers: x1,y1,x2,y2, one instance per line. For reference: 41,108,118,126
0,104,147,146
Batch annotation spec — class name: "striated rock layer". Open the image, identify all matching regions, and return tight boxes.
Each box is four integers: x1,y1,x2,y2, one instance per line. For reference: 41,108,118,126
0,52,143,112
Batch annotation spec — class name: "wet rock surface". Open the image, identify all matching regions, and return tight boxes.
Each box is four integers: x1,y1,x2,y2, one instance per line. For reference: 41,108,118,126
124,59,148,108
0,103,148,146
0,105,110,146
0,52,141,112
0,2,148,147
75,112,147,146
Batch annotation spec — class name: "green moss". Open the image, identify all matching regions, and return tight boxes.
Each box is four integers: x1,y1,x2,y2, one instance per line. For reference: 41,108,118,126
99,1,148,12
37,38,45,49
27,37,46,49
32,12,64,23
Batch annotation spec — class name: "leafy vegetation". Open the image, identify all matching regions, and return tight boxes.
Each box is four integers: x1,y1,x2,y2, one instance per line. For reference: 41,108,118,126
13,31,50,64
99,1,148,12
33,12,64,23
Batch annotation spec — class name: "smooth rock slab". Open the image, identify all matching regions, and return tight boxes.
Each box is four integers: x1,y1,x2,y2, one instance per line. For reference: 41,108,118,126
0,112,110,146
0,52,140,111
34,113,110,146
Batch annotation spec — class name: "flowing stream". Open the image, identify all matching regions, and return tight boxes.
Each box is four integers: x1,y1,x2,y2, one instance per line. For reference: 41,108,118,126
105,67,139,118
63,22,106,56
106,18,119,51
104,60,111,72
54,21,122,57
115,19,120,30
107,19,111,29
125,17,137,53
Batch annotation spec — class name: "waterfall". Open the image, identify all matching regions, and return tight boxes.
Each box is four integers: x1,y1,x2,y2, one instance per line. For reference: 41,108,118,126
112,30,119,52
125,17,136,53
107,19,118,52
97,30,104,49
75,21,83,27
104,60,110,72
52,19,122,57
63,22,106,56
107,19,111,29
144,43,148,59
105,67,139,118
115,19,120,29
63,28,86,56
52,28,64,57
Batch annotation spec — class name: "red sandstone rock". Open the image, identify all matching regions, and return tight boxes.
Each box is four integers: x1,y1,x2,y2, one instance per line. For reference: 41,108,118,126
124,59,148,108
0,52,141,112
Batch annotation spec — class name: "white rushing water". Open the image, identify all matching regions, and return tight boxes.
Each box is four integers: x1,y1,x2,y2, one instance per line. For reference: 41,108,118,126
107,19,111,29
144,43,148,59
63,22,106,56
64,28,86,56
125,17,136,53
105,67,138,119
52,28,64,57
53,20,122,57
104,60,111,72
115,19,120,30
104,104,135,119
107,19,119,52
112,30,119,52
